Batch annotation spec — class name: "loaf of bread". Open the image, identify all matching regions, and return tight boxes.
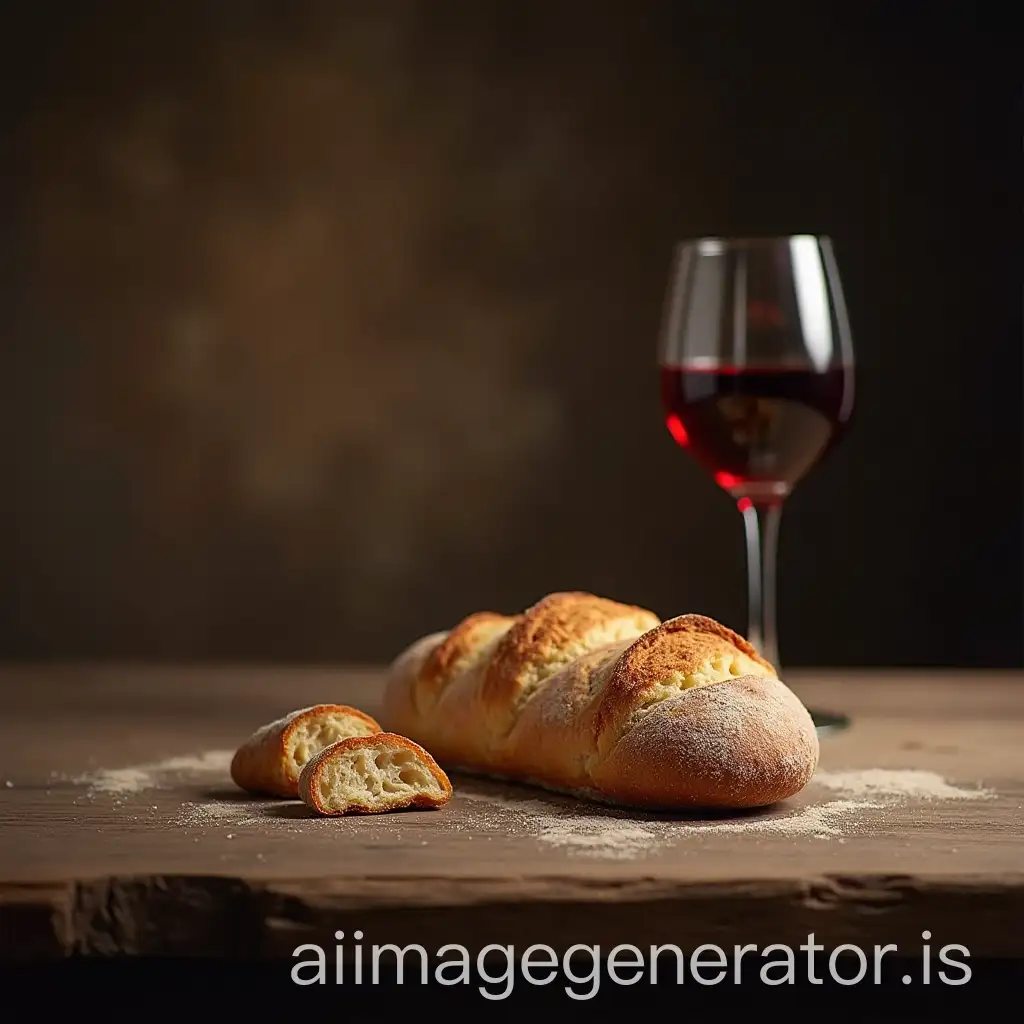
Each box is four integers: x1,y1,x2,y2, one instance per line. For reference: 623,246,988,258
299,733,452,815
380,592,819,809
231,704,381,798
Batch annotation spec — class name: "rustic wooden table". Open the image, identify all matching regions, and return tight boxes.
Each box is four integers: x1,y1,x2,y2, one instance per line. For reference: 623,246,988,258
1,665,1021,973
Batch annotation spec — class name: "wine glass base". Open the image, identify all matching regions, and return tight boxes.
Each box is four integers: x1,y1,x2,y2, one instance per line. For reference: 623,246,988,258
809,707,850,736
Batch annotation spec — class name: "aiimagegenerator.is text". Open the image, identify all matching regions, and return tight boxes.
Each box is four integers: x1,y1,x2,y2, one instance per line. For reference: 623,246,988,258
290,930,971,998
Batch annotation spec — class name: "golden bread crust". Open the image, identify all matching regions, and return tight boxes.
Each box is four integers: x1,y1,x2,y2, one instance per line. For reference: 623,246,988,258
594,613,777,755
230,704,381,798
480,591,660,735
298,732,452,816
415,611,517,713
381,631,448,741
500,639,632,789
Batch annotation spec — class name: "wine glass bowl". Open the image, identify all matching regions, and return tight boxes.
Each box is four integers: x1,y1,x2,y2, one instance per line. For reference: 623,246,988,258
658,236,854,734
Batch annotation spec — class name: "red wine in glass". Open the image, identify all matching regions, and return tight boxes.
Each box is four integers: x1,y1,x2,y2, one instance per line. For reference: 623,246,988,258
660,364,854,506
657,236,855,734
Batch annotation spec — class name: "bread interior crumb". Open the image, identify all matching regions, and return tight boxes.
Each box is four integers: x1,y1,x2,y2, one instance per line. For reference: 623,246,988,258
512,618,653,713
316,745,445,811
288,713,375,773
629,651,768,726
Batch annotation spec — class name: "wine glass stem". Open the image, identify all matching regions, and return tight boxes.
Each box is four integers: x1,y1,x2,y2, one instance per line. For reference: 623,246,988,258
741,501,782,668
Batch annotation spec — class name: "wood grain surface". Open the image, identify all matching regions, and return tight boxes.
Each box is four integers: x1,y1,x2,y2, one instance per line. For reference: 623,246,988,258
1,665,1022,961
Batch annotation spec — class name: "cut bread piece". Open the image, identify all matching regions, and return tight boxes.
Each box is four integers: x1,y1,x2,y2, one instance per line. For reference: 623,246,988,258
298,733,452,816
231,704,381,798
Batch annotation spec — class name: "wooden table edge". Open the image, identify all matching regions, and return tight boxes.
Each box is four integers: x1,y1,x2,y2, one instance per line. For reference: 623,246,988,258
4,871,1024,960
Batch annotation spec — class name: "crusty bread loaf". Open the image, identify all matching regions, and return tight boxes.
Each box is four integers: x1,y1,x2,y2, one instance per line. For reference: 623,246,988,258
231,704,381,798
380,592,819,809
298,733,452,815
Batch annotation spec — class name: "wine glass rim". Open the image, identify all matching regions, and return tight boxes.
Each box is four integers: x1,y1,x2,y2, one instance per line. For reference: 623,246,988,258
677,234,833,249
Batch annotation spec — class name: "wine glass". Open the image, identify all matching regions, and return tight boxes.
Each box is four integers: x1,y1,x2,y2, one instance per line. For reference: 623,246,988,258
657,236,855,734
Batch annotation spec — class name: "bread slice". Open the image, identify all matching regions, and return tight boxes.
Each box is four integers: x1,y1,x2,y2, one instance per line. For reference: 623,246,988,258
230,704,381,798
298,733,452,816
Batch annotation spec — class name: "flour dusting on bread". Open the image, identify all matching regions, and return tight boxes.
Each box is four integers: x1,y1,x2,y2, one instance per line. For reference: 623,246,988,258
593,676,818,808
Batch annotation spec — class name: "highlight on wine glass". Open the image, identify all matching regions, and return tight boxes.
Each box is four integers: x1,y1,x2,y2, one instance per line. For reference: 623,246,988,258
658,235,855,734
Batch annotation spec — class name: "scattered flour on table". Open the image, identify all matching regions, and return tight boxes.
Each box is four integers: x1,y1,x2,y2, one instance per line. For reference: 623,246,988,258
457,766,995,856
72,750,234,794
455,790,875,850
64,750,996,860
811,769,993,801
531,815,661,858
174,798,303,830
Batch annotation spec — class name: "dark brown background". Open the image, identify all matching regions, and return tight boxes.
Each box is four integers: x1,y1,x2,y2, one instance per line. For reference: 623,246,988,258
1,1,1020,668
